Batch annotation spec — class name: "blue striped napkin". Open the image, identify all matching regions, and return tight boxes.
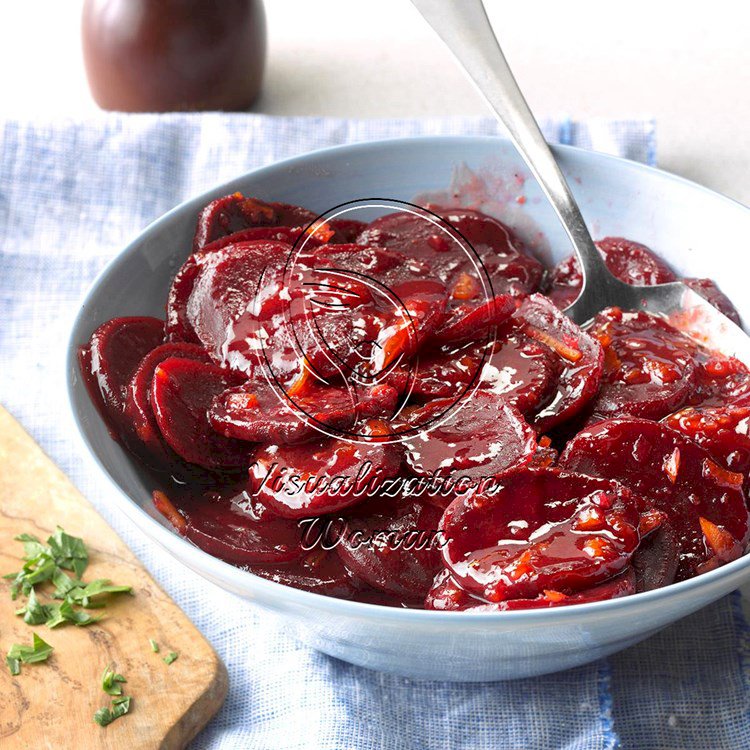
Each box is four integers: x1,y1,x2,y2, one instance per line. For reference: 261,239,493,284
0,113,747,750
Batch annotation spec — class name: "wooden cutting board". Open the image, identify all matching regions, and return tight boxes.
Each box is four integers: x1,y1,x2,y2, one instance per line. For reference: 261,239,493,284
0,406,228,748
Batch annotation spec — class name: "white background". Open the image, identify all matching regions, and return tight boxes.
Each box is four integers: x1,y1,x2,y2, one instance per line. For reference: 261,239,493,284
1,0,749,204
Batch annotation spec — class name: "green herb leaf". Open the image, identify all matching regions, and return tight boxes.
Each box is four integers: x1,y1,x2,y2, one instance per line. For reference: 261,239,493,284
69,579,132,608
51,568,83,599
14,533,46,560
17,588,53,625
163,651,178,665
149,638,159,653
47,527,88,578
6,633,54,673
46,598,101,628
102,664,127,696
94,695,131,726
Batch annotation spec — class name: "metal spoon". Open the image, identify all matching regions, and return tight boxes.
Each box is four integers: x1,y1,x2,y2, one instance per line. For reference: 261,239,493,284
411,0,750,360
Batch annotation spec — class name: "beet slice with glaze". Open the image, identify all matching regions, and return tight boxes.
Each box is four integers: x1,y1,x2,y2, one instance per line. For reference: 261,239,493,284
425,568,636,611
153,489,304,565
357,205,543,300
336,500,444,600
441,467,642,603
250,550,360,598
430,294,516,345
515,295,604,431
559,417,750,580
401,392,538,479
150,357,250,468
124,342,209,458
209,380,359,444
586,308,698,422
249,419,402,519
662,405,750,490
192,193,317,252
398,334,556,417
80,316,165,432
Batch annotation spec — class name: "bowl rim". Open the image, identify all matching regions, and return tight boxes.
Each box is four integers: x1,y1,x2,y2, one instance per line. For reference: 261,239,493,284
67,133,750,624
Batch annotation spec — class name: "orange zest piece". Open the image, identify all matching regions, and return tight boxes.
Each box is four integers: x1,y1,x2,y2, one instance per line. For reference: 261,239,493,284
574,507,605,531
451,272,480,301
362,418,391,439
663,447,681,484
638,509,666,537
287,365,313,397
240,196,275,223
702,458,744,488
306,221,335,243
152,490,187,534
543,589,568,603
699,516,738,556
582,537,609,558
524,324,583,363
538,435,552,448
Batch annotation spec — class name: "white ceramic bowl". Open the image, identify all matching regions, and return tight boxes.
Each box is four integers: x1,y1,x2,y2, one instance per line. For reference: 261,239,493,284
67,136,750,681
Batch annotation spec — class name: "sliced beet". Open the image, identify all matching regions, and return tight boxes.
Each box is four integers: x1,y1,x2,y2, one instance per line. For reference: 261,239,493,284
192,193,317,252
82,316,165,431
401,392,538,479
357,205,543,300
249,419,402,518
166,255,202,343
124,342,209,458
441,467,642,602
515,294,603,431
586,308,698,421
632,523,680,592
298,244,448,373
186,240,290,375
401,334,556,417
424,567,636,611
691,353,750,408
430,294,516,344
150,357,251,468
559,417,750,580
336,500,444,599
153,489,304,565
209,380,358,444
662,405,750,488
683,277,741,325
196,225,303,255
250,551,359,598
547,237,676,309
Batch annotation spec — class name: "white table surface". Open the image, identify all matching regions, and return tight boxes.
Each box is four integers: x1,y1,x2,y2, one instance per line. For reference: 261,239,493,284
2,0,749,206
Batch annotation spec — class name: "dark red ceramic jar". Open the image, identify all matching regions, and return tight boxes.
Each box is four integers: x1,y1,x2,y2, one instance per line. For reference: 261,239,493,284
82,0,266,112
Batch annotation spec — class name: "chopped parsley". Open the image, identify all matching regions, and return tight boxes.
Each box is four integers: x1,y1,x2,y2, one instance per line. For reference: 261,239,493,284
95,666,131,726
6,633,54,675
163,651,179,665
149,638,159,653
94,696,131,727
4,527,131,629
102,664,127,695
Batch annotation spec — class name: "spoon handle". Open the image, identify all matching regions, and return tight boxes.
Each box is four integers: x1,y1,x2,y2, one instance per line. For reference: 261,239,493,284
411,0,611,284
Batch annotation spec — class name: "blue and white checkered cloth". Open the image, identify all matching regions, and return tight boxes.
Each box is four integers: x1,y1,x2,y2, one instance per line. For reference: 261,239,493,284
1,113,748,750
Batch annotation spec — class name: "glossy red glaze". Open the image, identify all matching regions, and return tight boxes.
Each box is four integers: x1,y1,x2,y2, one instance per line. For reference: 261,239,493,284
441,467,642,602
560,417,750,579
80,195,750,609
